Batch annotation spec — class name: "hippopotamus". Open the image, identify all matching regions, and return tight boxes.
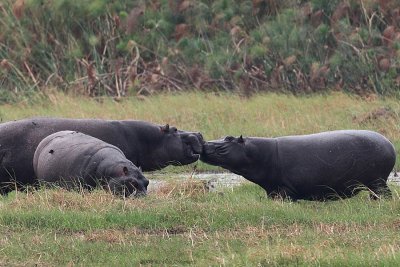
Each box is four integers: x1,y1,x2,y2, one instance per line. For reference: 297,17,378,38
33,131,149,197
201,130,396,200
0,117,203,193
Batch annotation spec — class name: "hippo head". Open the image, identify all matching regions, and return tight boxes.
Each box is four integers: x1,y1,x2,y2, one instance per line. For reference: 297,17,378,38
107,165,149,197
150,124,205,169
200,135,254,175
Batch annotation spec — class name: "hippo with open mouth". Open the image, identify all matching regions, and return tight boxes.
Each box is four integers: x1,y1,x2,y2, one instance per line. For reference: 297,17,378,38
33,131,149,197
201,130,396,200
0,117,204,193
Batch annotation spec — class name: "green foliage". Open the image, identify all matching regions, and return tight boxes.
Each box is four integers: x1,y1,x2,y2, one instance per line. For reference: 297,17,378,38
1,0,400,102
311,0,341,15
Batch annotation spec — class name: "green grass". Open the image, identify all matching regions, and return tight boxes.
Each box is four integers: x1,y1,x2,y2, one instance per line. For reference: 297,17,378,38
0,92,400,265
1,91,398,137
0,184,400,266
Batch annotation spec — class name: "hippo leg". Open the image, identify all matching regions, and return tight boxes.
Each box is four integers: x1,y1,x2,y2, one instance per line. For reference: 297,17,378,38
368,179,392,200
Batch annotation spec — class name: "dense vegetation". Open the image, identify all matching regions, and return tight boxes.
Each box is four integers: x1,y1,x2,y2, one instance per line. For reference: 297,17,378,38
1,0,400,102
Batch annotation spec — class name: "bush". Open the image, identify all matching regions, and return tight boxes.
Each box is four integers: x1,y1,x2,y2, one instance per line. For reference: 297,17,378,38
0,0,400,102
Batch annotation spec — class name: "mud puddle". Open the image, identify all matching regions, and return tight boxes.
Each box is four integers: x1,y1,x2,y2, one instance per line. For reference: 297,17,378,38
147,172,246,193
148,172,400,193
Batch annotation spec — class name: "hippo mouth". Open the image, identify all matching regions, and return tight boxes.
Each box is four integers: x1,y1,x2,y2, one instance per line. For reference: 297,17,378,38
108,177,148,198
200,143,222,164
130,188,147,198
184,143,201,160
131,178,148,198
184,134,204,159
125,184,148,198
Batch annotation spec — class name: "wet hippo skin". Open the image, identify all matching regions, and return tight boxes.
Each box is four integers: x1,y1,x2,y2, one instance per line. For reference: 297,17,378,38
0,117,204,193
34,131,149,197
201,130,396,200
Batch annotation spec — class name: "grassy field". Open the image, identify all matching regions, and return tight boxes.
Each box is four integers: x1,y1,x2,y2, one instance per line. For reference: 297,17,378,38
1,91,399,170
0,92,400,265
1,184,400,266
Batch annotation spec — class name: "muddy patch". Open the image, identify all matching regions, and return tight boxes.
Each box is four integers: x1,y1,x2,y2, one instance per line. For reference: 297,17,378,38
148,172,400,193
147,173,247,193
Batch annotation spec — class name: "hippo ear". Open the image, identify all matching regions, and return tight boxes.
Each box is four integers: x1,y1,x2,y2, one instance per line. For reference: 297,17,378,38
160,124,170,133
238,135,245,144
138,166,142,172
123,166,129,175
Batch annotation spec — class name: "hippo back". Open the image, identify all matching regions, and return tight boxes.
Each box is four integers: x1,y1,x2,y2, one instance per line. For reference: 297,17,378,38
0,117,203,191
33,131,126,183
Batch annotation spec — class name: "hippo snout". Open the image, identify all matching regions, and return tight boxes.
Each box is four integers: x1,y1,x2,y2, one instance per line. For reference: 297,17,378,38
132,177,149,197
186,133,204,155
135,189,147,197
108,177,148,198
202,143,216,155
197,132,205,144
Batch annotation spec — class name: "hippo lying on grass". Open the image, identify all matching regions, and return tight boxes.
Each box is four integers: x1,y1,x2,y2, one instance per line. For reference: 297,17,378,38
33,131,149,197
201,130,396,200
0,117,204,193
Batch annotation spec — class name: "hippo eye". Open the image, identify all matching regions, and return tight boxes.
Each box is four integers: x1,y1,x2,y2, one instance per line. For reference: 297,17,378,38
171,127,178,133
224,136,235,142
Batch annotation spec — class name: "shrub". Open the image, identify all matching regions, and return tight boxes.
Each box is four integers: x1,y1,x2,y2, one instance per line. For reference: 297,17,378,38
0,0,400,102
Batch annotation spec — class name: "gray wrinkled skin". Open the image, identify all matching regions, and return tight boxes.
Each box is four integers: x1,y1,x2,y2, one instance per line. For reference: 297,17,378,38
33,131,149,197
0,117,204,193
201,130,396,201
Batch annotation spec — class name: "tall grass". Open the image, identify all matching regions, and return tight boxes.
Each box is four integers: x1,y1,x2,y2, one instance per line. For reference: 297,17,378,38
1,0,400,102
